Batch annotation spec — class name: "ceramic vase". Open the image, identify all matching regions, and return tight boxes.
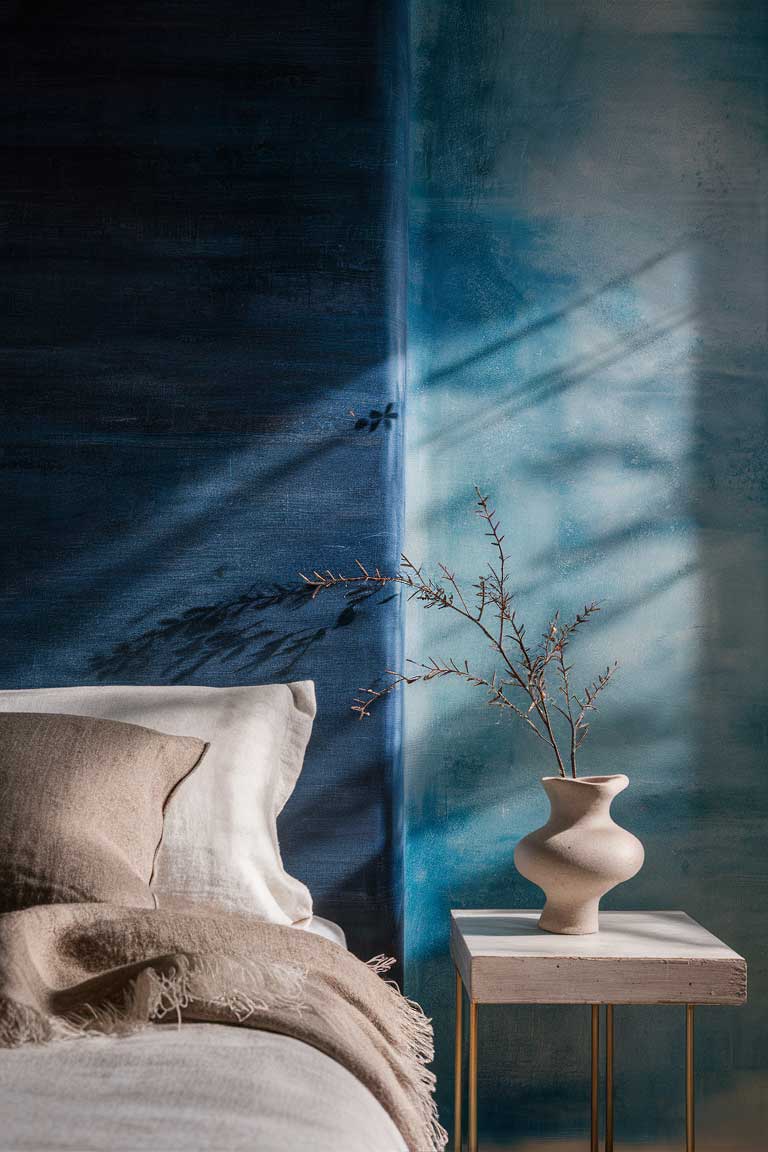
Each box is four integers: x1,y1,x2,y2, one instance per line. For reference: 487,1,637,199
514,774,644,934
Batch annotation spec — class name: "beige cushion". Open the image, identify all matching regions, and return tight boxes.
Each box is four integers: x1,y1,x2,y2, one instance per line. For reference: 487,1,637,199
0,684,316,924
0,712,207,913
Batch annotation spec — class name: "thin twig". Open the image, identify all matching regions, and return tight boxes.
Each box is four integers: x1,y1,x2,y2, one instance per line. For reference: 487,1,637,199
301,491,617,778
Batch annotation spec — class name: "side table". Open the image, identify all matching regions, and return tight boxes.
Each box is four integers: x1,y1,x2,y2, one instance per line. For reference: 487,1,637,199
450,910,746,1152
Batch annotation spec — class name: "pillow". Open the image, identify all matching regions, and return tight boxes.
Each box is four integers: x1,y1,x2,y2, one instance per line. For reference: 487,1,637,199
0,683,316,924
0,712,207,913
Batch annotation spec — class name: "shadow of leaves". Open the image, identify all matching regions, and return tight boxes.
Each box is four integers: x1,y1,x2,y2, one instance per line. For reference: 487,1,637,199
353,402,398,433
90,582,398,683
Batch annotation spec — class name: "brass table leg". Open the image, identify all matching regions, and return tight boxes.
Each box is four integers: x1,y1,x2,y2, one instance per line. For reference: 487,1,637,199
468,1000,478,1152
605,1005,614,1152
591,1005,599,1152
686,1005,695,1152
454,969,463,1152
455,993,695,1152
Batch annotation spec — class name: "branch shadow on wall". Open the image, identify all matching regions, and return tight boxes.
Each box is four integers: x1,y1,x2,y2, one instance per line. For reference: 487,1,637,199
425,243,687,388
89,581,399,683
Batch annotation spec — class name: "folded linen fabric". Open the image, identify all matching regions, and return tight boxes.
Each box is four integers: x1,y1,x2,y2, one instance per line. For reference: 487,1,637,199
0,683,315,924
0,712,207,913
0,904,447,1152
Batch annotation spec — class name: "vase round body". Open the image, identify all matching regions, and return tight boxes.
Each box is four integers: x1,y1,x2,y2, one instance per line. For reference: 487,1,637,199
514,774,644,934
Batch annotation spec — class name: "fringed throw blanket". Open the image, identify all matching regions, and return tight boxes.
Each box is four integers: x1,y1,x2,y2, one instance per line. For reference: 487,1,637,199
0,904,447,1152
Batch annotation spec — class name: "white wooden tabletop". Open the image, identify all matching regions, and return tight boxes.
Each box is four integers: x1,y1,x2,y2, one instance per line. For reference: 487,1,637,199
450,910,747,1005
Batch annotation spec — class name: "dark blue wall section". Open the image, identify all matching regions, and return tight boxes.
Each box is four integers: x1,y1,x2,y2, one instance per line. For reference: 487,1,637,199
0,2,407,960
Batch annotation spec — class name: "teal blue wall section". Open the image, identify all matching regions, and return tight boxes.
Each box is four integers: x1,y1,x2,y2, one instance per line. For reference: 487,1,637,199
407,2,767,1147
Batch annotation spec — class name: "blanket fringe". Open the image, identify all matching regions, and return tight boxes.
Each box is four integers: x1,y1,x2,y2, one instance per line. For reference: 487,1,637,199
0,997,53,1047
366,955,449,1152
3,950,446,1152
366,953,397,976
55,954,305,1041
139,954,306,1027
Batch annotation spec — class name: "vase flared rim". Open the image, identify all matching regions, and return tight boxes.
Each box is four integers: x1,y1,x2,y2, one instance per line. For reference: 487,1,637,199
541,773,629,787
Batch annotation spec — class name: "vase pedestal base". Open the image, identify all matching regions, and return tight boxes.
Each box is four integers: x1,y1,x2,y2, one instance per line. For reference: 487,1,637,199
538,897,600,935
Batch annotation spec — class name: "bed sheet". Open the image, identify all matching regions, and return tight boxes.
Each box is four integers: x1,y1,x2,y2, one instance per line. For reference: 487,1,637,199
0,1023,407,1151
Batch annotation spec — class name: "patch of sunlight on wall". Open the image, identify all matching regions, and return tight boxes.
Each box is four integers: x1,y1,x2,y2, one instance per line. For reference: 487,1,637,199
405,241,700,958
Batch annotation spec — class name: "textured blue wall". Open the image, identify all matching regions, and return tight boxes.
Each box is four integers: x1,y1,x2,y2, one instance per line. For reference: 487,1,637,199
407,2,766,1147
0,2,407,961
2,3,766,1142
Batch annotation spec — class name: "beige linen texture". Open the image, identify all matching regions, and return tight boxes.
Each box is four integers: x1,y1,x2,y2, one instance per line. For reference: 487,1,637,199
0,712,207,912
0,683,316,924
0,904,446,1151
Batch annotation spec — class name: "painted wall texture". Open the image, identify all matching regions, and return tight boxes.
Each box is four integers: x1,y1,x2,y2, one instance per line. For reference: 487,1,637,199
0,2,407,961
2,1,766,1144
407,2,767,1147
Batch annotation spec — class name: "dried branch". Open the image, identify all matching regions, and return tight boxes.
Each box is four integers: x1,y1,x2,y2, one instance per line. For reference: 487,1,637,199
474,487,509,650
384,656,550,743
302,491,618,778
572,662,619,751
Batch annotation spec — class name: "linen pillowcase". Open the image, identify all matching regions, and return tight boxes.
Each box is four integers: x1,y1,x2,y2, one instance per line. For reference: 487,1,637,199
0,712,207,914
0,683,316,925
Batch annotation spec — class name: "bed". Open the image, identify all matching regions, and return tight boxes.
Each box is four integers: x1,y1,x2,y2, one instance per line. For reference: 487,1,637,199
0,918,407,1152
0,689,443,1152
